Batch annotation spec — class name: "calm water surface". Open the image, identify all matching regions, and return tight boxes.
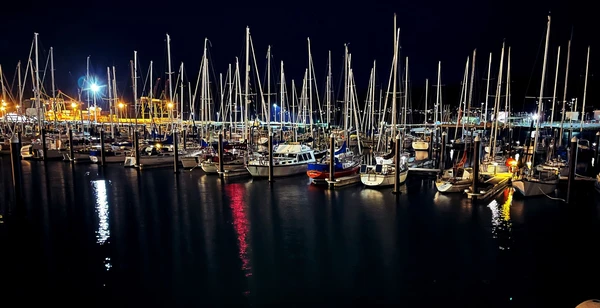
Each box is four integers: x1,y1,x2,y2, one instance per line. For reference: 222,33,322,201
1,157,600,307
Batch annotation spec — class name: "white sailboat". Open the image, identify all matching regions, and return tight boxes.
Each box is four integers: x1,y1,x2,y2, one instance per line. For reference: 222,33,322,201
246,143,315,177
512,15,559,197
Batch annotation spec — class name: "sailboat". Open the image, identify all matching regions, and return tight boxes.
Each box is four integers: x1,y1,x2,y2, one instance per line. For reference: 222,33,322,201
512,15,560,197
361,20,408,187
307,141,360,184
435,150,472,193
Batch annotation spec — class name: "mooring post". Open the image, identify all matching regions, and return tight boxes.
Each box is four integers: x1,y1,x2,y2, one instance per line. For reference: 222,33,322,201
134,131,140,168
428,129,434,158
508,128,513,157
41,128,47,161
268,130,274,182
182,129,187,150
439,131,447,174
99,129,106,165
68,126,74,162
218,132,224,177
393,134,401,195
567,136,577,204
173,130,179,173
10,134,23,209
473,135,481,196
128,125,132,140
328,133,335,189
595,131,600,172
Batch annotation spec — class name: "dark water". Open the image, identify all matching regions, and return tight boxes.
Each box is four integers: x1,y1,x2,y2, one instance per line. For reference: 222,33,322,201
1,158,600,307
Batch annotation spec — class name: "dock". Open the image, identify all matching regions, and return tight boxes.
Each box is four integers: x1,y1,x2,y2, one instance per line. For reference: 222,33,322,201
465,176,511,202
408,167,440,175
325,174,361,188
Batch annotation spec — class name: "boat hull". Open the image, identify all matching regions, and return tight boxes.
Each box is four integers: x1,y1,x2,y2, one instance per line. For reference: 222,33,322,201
361,169,408,187
307,165,360,180
124,155,174,168
512,179,558,197
435,179,471,193
246,163,308,178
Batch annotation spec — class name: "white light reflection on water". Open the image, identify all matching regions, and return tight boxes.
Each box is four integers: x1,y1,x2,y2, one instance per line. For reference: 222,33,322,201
487,188,513,250
92,180,111,271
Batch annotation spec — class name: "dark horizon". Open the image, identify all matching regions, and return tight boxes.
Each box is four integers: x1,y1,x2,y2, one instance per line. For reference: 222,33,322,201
1,2,596,115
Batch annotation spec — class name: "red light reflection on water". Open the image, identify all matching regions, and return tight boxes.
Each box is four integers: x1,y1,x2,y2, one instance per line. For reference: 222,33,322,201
225,183,252,277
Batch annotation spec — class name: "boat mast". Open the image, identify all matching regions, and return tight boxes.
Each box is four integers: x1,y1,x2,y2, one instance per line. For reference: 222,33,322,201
244,27,250,142
391,20,399,140
434,61,441,131
17,61,23,114
344,44,349,133
133,51,138,129
166,34,174,128
505,47,511,138
467,49,476,138
280,60,285,131
559,38,571,147
550,46,560,126
112,67,117,126
34,33,42,132
403,56,408,131
267,45,271,128
532,15,551,164
307,38,313,133
180,62,184,124
490,42,505,160
424,78,428,125
580,46,590,132
326,50,331,127
107,67,113,138
50,47,57,127
483,53,492,133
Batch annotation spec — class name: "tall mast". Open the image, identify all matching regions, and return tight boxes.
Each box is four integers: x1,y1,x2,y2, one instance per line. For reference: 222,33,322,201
483,53,492,132
490,42,505,160
391,24,399,138
17,61,23,111
434,61,441,127
344,44,349,133
267,45,271,126
505,47,511,132
280,60,285,130
149,61,153,121
244,27,250,142
580,46,590,132
467,49,476,131
112,66,117,125
107,67,113,138
166,34,174,127
307,38,313,132
326,50,331,126
559,38,572,147
532,15,551,163
180,62,184,123
424,78,428,125
133,51,138,128
403,56,408,129
34,33,42,132
550,46,561,126
86,56,90,113
50,47,57,126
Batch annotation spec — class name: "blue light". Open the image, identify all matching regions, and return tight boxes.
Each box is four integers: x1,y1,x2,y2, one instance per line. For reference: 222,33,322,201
90,83,100,93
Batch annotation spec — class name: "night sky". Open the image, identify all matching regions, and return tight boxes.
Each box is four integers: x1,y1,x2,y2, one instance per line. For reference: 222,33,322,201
1,1,595,114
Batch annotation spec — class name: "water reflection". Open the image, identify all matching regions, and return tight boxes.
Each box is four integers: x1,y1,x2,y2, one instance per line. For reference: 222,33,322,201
92,179,112,271
225,183,252,277
487,188,513,250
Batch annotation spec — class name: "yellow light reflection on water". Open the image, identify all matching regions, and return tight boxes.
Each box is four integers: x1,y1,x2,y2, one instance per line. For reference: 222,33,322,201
487,189,513,250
